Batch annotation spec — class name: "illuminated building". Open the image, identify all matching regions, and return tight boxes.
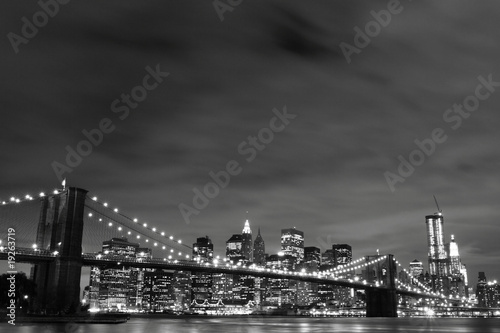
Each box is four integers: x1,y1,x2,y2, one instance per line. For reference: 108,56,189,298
192,236,214,263
226,234,244,262
409,259,424,278
303,246,321,272
212,273,234,301
280,227,304,265
264,253,295,306
425,213,449,293
241,220,253,262
253,228,266,266
102,237,138,256
191,236,214,301
173,271,191,310
89,237,146,311
332,244,352,267
191,271,213,302
142,270,175,311
321,249,334,270
447,235,468,297
409,259,424,285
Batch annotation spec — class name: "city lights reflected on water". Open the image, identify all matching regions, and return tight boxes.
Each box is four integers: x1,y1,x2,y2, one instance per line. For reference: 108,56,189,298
11,317,500,333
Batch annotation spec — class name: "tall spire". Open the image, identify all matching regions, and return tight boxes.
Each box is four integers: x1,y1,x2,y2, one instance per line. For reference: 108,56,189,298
242,219,252,234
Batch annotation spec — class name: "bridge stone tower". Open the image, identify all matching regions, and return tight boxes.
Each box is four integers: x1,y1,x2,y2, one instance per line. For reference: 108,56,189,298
32,187,88,313
364,254,398,317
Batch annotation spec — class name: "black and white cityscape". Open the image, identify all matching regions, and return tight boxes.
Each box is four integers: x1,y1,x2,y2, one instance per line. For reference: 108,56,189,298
1,0,500,331
79,211,498,315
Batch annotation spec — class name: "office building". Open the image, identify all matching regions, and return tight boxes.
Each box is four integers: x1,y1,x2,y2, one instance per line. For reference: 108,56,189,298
253,228,266,266
303,246,321,272
281,227,304,265
447,235,468,297
192,236,214,263
332,244,352,267
241,220,253,262
89,237,146,311
226,234,244,262
425,212,449,293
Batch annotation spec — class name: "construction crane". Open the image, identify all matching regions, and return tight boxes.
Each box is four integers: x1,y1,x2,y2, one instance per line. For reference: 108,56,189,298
433,195,442,215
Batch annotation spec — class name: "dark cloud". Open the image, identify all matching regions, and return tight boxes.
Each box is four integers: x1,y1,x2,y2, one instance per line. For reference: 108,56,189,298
1,0,500,288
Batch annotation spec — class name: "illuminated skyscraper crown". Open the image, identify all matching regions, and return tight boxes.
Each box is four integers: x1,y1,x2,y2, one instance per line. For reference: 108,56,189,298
449,234,459,257
242,219,252,234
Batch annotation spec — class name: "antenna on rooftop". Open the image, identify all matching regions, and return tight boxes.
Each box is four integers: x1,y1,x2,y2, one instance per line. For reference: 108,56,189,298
433,195,442,214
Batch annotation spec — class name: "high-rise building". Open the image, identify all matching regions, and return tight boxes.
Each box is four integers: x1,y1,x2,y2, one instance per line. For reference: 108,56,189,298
102,237,138,256
409,259,424,278
253,228,266,266
425,212,449,293
142,270,175,312
192,236,214,263
321,249,334,270
447,235,468,297
226,234,244,262
281,227,304,265
89,237,147,311
241,220,253,262
303,246,321,272
476,272,488,307
332,244,352,267
191,236,214,301
172,270,191,310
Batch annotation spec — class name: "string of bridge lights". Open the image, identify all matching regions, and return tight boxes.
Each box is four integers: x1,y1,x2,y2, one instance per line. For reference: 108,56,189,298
86,194,192,260
320,255,388,276
392,256,467,302
392,256,432,293
0,189,192,260
0,190,52,205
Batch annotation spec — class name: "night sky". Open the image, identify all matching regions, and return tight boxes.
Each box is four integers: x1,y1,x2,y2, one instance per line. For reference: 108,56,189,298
1,0,500,287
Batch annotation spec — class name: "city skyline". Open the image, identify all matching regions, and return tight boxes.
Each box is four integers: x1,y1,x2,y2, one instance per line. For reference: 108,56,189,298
1,0,500,293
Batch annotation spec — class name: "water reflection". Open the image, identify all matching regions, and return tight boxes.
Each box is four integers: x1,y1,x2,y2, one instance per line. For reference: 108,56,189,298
6,317,500,333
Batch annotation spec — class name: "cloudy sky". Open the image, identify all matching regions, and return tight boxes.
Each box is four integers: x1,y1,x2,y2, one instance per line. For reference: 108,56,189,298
1,0,499,285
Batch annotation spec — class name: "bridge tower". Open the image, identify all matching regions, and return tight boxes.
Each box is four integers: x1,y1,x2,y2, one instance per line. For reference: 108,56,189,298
32,187,88,313
364,254,398,317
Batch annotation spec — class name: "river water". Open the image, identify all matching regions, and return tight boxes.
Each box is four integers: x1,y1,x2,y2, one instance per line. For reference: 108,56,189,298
4,317,500,333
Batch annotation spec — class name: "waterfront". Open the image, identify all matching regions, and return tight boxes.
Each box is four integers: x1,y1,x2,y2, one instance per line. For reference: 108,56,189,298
4,317,500,333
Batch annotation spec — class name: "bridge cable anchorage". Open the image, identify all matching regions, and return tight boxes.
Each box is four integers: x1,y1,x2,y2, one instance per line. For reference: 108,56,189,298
84,194,192,259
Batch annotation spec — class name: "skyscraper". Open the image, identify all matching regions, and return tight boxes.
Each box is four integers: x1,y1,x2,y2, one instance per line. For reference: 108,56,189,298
409,259,424,278
281,227,304,264
89,237,148,311
448,235,461,275
191,236,214,302
226,234,244,262
447,235,468,297
425,213,448,276
332,244,352,267
192,236,214,263
241,219,253,262
425,212,449,294
253,227,265,266
303,246,321,272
